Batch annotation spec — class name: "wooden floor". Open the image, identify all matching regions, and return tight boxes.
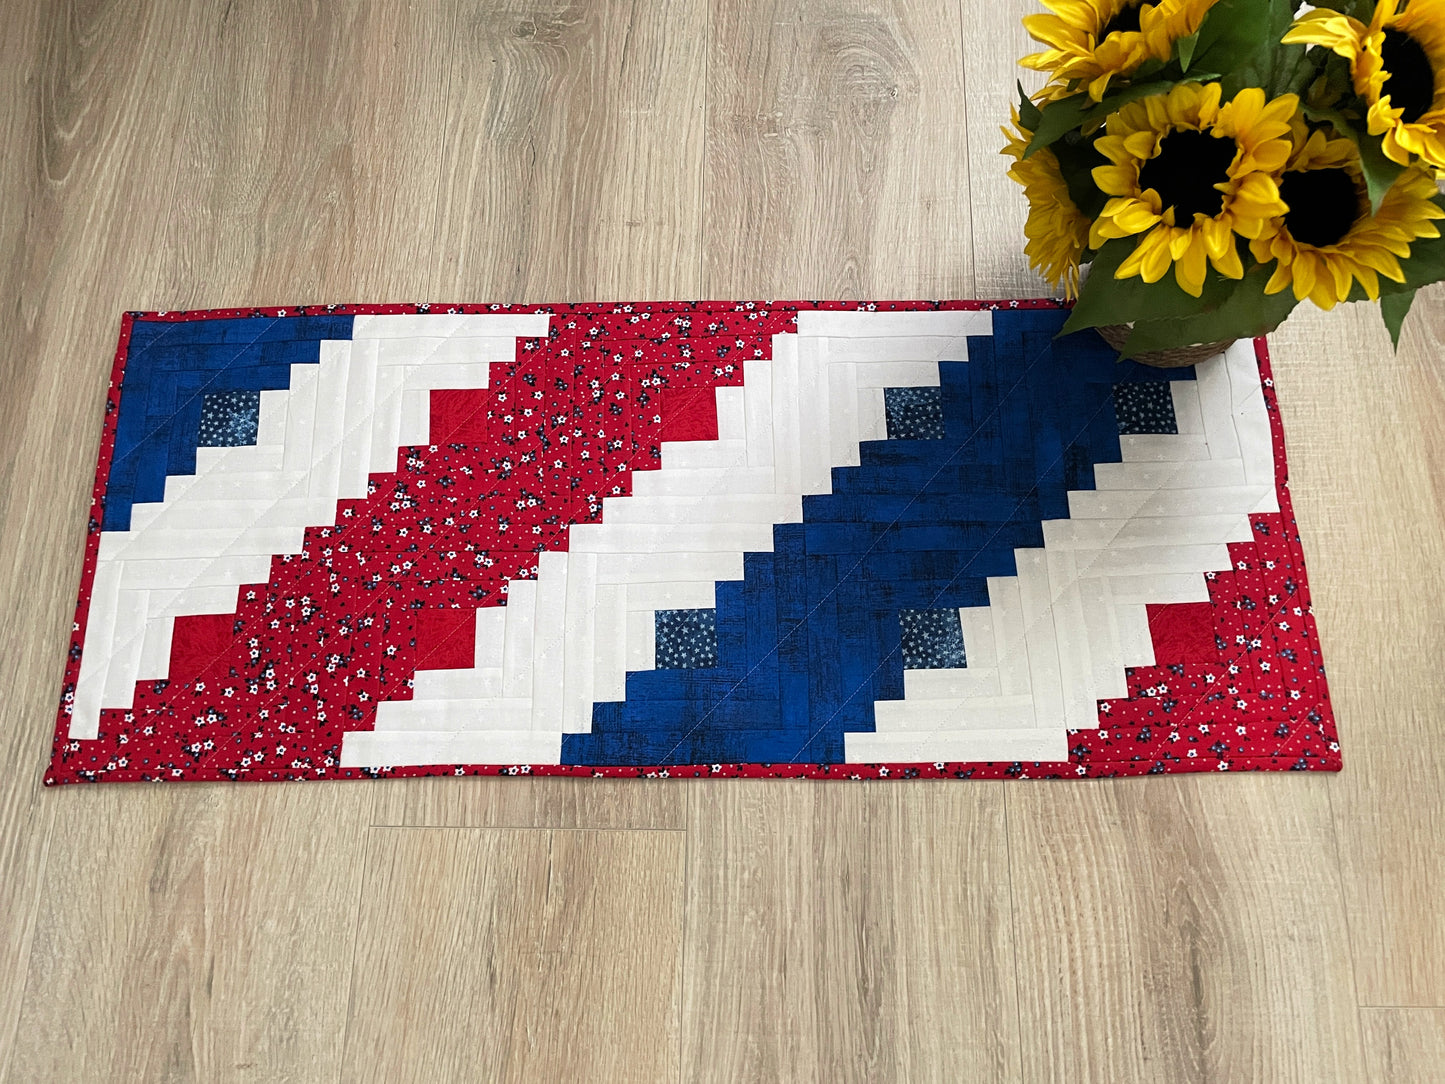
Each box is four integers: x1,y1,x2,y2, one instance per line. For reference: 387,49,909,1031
1,1,1442,1080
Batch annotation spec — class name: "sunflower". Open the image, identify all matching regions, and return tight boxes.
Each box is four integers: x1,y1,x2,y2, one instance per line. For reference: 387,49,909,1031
1284,0,1445,169
1021,0,1220,102
1248,124,1445,309
1002,112,1094,297
1088,82,1296,296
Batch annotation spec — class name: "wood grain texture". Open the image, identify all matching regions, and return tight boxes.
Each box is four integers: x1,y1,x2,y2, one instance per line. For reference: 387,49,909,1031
370,775,687,830
1006,776,1367,1082
960,0,1050,298
1269,297,1445,1009
1,0,1442,1079
342,827,684,1083
1361,1008,1445,1083
681,783,1019,1082
7,786,371,1082
0,10,63,1074
704,0,974,299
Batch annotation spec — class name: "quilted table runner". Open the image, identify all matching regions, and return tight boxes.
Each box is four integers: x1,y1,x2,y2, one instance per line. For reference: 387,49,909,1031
49,301,1338,784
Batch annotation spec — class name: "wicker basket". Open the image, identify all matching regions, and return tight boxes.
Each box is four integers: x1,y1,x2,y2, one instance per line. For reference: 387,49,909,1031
1097,324,1234,368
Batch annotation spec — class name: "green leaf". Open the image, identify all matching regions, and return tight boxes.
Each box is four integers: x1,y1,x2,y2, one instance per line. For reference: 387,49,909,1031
1178,31,1200,73
1023,81,1178,157
1117,266,1299,356
1023,94,1096,157
1022,94,1091,157
1016,82,1042,132
1273,41,1330,101
1062,238,1244,334
1050,130,1111,218
1189,0,1297,97
1192,0,1271,81
1319,54,1355,105
1268,42,1310,98
1380,289,1415,347
1133,57,1169,81
1356,133,1407,212
1308,0,1375,18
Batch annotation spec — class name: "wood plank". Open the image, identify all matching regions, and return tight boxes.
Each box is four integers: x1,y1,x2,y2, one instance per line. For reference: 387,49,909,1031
0,0,60,1070
1267,297,1445,1007
681,784,820,1080
404,0,708,301
1361,1008,1445,1084
704,0,973,299
960,0,1051,297
371,775,687,830
341,827,684,1083
8,786,371,1082
1005,775,1366,1083
682,782,1019,1082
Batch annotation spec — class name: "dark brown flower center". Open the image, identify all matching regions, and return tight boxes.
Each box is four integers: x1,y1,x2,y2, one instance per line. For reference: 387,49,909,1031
1382,29,1435,124
1137,129,1236,221
1280,167,1363,248
1100,0,1143,39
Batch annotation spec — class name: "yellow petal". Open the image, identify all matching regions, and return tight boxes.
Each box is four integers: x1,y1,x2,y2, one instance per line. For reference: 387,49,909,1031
1381,125,1412,167
1355,265,1380,298
1258,94,1301,128
1282,12,1365,55
1111,201,1164,234
1309,277,1340,311
1203,217,1237,259
1249,142,1292,174
1291,256,1317,301
1116,239,1151,279
1141,233,1174,281
1090,218,1124,247
1123,131,1157,159
1224,87,1264,132
1088,72,1116,101
1211,238,1245,279
1092,165,1136,194
1361,247,1406,281
1174,239,1209,297
1197,82,1223,122
1327,256,1354,301
1021,15,1079,50
1094,134,1134,166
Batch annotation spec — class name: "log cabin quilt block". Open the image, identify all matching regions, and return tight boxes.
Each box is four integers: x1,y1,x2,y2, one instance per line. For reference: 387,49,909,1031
48,300,1339,784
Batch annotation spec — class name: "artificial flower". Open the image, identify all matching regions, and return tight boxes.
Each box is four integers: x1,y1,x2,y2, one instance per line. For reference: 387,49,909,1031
1090,82,1297,295
1250,124,1445,308
1003,111,1094,296
1021,0,1220,101
1284,0,1445,168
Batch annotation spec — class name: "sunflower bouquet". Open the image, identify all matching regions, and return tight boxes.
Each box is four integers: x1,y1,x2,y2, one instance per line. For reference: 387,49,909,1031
1004,0,1445,358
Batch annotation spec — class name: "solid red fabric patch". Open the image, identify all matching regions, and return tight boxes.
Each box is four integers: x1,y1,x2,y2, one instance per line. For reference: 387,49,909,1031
429,388,491,445
168,613,240,682
658,385,720,442
413,608,477,672
1148,602,1219,663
